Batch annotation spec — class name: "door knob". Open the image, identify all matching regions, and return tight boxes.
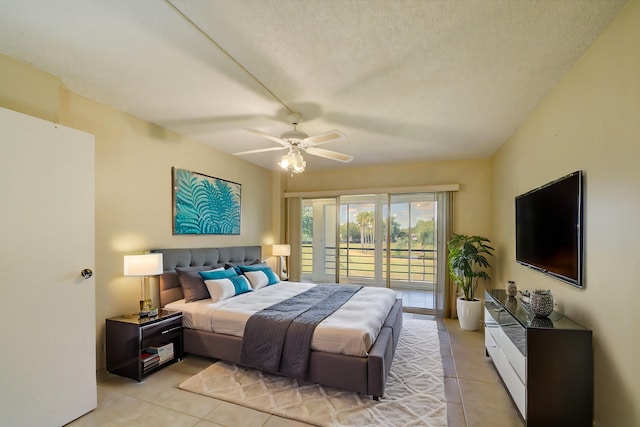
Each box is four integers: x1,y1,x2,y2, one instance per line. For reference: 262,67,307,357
81,268,93,279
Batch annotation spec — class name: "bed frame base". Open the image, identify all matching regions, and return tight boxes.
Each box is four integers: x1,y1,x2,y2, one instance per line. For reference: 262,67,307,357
183,298,403,399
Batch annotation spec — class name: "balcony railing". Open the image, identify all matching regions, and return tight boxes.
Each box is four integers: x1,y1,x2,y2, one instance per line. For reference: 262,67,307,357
301,244,436,289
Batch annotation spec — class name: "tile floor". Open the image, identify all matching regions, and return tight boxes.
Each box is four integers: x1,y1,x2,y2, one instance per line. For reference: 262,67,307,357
437,316,524,427
67,315,523,427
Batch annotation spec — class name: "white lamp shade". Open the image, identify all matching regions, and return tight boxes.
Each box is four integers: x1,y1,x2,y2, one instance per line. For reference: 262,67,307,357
272,244,291,257
123,253,163,276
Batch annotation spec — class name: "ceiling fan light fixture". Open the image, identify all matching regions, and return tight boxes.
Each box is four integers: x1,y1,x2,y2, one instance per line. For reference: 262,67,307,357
278,153,292,169
279,148,306,174
292,150,306,173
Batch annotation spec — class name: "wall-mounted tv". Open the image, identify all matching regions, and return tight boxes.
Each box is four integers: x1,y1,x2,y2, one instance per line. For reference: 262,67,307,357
515,171,584,288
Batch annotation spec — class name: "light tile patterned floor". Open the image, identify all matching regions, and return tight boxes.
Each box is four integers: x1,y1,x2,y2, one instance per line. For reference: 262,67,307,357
68,314,523,426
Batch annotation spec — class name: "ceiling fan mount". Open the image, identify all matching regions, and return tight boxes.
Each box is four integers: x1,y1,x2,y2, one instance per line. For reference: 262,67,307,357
287,112,302,126
233,112,353,173
280,129,308,143
280,112,309,144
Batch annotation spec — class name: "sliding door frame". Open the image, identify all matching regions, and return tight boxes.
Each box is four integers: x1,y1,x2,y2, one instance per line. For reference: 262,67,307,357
286,184,458,316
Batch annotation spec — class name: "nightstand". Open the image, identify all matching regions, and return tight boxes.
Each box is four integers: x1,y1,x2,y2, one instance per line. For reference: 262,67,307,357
106,310,183,381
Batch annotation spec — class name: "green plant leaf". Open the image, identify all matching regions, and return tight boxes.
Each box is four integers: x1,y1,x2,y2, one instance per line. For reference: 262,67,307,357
447,233,494,300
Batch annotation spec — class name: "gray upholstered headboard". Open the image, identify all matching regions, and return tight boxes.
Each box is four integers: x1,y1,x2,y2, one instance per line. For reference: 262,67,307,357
151,246,262,307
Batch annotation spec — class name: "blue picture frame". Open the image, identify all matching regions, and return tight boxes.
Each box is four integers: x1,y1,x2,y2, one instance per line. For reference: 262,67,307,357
172,167,241,235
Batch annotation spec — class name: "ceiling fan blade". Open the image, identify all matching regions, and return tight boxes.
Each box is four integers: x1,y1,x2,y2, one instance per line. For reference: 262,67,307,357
304,129,347,146
233,146,288,156
305,147,353,163
245,128,290,147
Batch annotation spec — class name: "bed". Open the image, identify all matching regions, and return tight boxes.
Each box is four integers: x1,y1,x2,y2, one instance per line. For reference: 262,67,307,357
152,246,403,399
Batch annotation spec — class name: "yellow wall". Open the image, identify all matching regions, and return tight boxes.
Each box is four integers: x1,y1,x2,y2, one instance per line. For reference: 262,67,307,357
285,158,492,238
491,0,640,424
0,54,277,370
0,54,60,122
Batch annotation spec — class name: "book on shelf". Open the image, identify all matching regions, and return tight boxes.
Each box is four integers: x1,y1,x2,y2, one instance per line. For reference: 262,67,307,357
143,362,159,374
148,342,174,364
142,362,159,374
141,352,159,366
143,358,159,367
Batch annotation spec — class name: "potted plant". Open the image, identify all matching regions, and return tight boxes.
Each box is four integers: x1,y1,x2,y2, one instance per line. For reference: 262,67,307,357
447,234,494,330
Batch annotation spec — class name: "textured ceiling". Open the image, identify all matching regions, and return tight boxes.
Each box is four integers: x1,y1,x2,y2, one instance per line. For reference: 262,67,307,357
0,0,627,171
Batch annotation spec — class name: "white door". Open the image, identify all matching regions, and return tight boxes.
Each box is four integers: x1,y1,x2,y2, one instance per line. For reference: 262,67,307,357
0,107,96,426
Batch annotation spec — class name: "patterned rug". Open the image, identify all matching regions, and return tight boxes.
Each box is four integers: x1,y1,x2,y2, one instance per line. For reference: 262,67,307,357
179,319,447,426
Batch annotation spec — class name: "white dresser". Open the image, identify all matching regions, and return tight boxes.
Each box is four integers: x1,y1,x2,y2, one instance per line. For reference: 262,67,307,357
484,289,593,426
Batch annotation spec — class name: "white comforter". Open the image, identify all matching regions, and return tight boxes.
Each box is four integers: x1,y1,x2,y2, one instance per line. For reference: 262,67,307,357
165,282,397,357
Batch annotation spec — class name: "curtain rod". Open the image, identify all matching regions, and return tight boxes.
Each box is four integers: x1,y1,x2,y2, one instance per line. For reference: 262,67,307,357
284,184,459,198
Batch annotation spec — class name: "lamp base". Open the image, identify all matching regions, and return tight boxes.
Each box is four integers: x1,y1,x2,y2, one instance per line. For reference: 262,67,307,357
278,255,289,281
139,298,153,317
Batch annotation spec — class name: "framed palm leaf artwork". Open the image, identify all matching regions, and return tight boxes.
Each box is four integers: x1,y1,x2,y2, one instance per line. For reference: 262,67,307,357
172,167,241,235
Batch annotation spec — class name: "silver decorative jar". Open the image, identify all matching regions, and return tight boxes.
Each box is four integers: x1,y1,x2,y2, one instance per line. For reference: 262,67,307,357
530,289,554,317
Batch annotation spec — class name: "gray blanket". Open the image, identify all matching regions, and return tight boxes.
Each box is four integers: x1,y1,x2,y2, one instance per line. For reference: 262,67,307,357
239,284,362,380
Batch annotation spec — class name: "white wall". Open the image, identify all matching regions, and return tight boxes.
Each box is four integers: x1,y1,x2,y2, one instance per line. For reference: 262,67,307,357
491,0,640,424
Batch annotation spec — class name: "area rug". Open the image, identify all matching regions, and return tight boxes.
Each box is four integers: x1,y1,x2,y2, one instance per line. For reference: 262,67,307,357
179,319,447,426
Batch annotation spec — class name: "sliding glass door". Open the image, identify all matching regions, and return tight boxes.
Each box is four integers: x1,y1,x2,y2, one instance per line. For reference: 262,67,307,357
387,194,439,311
339,194,386,287
301,192,447,314
301,198,338,283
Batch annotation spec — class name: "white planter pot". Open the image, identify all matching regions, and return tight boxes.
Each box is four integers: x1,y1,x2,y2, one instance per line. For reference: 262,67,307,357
457,297,482,331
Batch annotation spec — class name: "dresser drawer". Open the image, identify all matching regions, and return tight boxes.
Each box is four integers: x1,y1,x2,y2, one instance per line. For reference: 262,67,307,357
498,350,526,417
484,308,500,342
141,316,182,342
498,326,527,384
485,327,500,362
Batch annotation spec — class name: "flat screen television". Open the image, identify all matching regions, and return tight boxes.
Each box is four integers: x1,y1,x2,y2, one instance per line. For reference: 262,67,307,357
515,171,584,288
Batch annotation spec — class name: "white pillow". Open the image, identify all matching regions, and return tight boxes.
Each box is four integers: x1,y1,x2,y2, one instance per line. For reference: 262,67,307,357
204,275,252,302
243,269,280,290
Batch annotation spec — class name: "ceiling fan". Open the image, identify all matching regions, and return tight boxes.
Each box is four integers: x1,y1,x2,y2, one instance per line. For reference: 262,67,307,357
233,112,353,173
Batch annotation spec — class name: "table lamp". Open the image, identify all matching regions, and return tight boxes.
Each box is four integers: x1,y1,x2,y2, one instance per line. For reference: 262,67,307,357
124,253,163,316
272,244,290,280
